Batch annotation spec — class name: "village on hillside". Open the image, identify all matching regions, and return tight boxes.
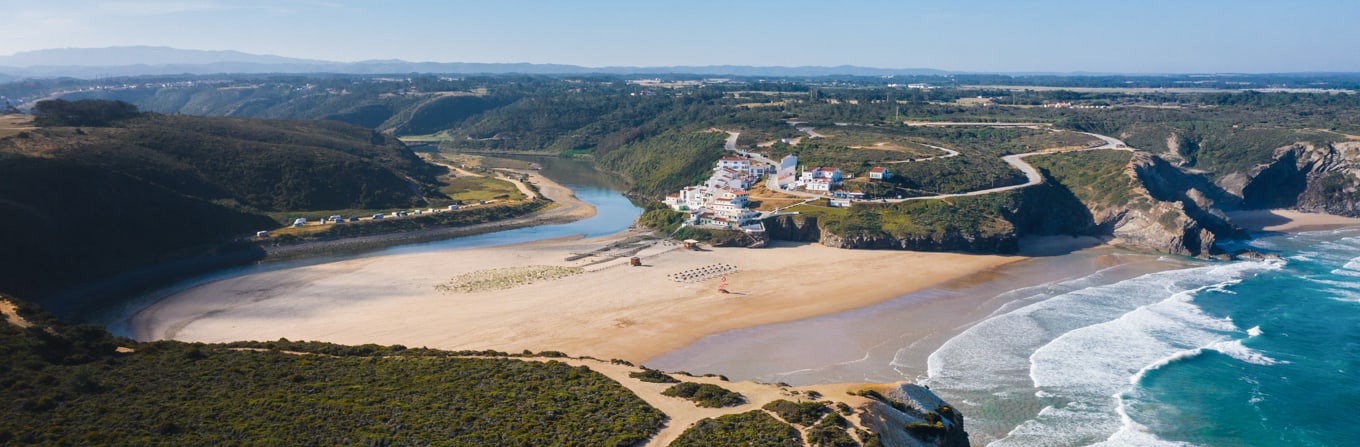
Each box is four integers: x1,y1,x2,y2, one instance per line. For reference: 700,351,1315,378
663,152,893,231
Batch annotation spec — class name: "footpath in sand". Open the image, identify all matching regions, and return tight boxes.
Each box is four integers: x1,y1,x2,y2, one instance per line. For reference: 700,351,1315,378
132,231,1019,363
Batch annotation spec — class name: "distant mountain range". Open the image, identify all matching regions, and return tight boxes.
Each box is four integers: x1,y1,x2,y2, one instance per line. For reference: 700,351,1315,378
0,46,950,78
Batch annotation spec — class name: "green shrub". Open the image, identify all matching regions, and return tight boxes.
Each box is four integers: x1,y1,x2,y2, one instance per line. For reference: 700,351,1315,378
807,413,858,447
0,303,666,447
629,368,679,384
762,399,829,426
661,382,745,408
670,411,801,447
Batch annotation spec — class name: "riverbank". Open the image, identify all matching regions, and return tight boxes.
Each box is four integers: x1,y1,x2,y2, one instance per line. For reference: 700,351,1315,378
261,169,596,261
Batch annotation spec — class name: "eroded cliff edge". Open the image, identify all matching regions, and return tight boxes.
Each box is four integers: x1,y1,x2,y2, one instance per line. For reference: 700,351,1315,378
762,150,1248,258
1223,141,1360,216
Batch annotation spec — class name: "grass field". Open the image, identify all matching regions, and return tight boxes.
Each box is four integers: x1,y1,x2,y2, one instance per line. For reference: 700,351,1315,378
0,114,35,138
440,175,524,203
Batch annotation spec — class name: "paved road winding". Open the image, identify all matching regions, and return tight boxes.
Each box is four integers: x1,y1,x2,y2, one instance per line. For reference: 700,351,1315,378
719,128,1131,204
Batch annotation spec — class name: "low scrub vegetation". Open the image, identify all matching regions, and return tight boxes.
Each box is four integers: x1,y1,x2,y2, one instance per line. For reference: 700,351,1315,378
670,411,802,447
628,368,679,384
807,413,859,447
661,382,745,408
763,399,831,426
0,297,665,446
1028,150,1140,211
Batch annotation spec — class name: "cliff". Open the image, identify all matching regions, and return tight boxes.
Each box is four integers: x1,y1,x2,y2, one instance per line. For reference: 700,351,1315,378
763,214,1019,253
858,384,970,447
765,151,1246,258
1226,141,1360,216
1106,152,1244,257
1025,150,1245,257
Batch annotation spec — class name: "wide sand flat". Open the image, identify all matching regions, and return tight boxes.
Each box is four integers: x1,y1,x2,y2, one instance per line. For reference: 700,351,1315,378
132,235,1019,362
1228,209,1360,233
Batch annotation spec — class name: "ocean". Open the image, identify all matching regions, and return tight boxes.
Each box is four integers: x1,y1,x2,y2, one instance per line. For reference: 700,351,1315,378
648,229,1360,446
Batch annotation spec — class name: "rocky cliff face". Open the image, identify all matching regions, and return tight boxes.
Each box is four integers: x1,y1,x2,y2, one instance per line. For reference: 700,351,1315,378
762,152,1243,257
1227,142,1360,216
819,230,1018,253
761,214,1018,253
859,384,970,447
1103,152,1245,257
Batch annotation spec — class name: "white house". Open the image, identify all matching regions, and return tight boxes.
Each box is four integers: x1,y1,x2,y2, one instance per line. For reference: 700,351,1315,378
775,155,798,188
869,167,892,180
717,156,750,173
806,178,834,192
718,189,749,207
801,167,843,183
829,198,852,208
800,167,843,194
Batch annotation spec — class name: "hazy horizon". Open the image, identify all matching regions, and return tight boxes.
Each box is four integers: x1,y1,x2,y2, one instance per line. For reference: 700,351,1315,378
5,0,1360,73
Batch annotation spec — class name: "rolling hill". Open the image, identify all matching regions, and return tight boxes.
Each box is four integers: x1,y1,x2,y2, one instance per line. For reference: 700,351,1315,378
0,100,447,301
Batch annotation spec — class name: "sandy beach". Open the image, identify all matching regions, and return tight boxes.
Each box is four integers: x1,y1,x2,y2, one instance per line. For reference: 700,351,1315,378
128,203,1360,365
132,232,1020,362
1228,209,1360,233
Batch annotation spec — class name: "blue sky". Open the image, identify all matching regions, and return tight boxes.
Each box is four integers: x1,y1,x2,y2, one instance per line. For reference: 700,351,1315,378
4,0,1358,73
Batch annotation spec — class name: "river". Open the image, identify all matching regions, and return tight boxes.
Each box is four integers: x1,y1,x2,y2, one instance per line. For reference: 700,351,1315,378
89,155,641,338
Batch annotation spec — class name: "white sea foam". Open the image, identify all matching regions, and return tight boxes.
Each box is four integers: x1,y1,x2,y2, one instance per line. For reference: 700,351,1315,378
927,259,1281,446
1208,339,1281,366
1246,325,1263,337
1129,347,1208,386
1308,276,1360,302
1330,255,1360,278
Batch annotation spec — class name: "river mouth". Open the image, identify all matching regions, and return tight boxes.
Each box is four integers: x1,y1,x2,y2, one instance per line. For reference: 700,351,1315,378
88,155,640,338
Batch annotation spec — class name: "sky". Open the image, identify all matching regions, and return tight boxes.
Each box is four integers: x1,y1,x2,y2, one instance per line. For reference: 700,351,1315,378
3,0,1359,73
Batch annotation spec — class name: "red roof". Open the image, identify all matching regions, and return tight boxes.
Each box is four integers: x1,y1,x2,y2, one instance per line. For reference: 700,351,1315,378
870,167,887,173
720,157,747,161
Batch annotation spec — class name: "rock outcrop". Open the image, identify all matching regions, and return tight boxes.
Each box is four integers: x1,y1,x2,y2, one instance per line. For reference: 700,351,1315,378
1102,152,1245,257
819,230,1018,253
762,151,1244,258
1231,142,1360,216
859,384,970,447
761,214,1018,253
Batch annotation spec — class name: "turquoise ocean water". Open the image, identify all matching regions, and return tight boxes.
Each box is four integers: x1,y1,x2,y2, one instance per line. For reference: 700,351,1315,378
926,228,1360,446
651,228,1360,446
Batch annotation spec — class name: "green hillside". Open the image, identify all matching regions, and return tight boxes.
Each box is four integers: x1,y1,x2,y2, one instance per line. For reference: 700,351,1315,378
0,295,665,446
0,100,450,299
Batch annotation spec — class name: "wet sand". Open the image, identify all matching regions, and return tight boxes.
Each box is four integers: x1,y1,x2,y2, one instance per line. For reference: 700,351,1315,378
644,246,1194,383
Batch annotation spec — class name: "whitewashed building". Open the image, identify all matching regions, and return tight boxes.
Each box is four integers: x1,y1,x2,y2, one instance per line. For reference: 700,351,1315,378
664,159,763,228
775,154,798,189
869,167,892,180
